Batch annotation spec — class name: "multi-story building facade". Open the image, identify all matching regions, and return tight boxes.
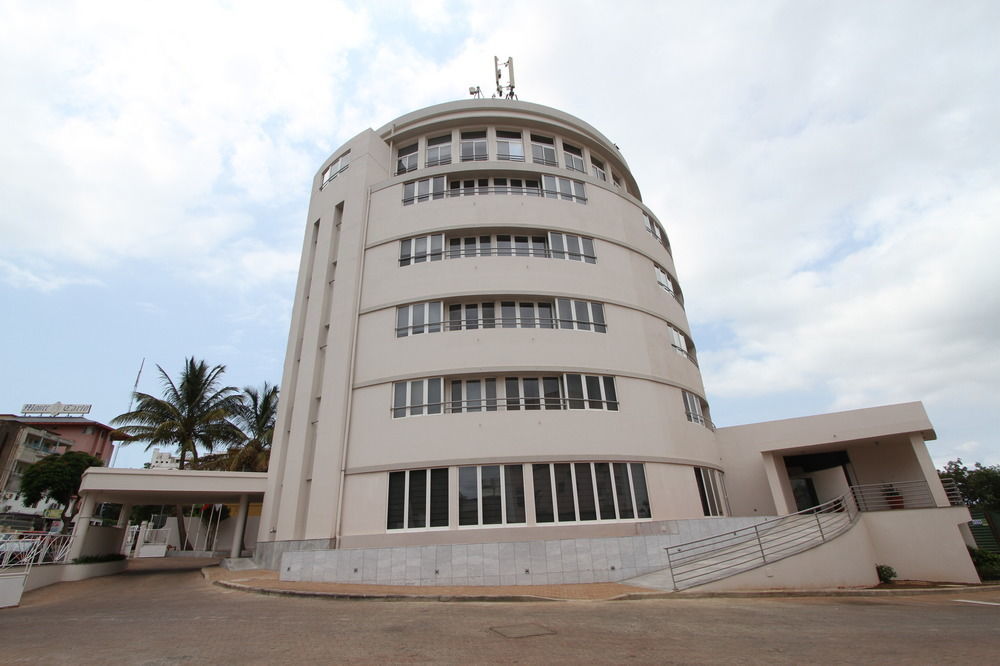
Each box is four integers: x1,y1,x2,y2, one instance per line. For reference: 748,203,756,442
254,100,976,589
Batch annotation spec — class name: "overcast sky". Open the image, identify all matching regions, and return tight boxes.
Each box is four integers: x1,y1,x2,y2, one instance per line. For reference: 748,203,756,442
1,0,997,470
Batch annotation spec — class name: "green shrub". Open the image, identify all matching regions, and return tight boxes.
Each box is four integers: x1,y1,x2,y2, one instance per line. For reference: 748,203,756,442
71,553,127,564
968,546,1000,581
876,564,897,584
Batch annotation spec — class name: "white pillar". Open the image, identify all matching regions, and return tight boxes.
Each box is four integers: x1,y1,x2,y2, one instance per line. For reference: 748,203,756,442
66,494,97,560
762,452,797,515
230,494,250,558
133,521,149,559
910,433,950,507
116,503,132,528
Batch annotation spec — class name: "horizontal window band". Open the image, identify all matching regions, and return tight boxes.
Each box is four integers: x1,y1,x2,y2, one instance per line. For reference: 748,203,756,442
346,456,725,476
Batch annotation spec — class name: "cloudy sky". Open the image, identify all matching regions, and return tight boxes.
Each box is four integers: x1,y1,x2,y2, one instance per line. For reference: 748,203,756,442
1,0,997,470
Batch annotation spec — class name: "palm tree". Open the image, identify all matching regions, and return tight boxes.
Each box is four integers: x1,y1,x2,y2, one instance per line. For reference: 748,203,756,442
194,383,278,473
112,358,245,549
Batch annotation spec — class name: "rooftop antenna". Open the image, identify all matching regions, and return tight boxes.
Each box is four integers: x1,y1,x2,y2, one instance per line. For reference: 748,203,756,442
493,56,517,100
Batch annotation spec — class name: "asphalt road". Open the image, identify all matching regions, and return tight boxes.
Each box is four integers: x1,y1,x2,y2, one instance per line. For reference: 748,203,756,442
3,562,999,664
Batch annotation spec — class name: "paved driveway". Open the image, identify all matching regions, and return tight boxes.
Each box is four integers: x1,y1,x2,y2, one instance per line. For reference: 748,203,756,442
3,561,999,664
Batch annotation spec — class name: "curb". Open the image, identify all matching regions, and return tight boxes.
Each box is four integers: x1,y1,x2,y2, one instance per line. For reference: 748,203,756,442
212,578,559,603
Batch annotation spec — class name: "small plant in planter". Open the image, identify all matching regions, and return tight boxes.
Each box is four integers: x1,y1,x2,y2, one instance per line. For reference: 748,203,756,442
876,564,897,584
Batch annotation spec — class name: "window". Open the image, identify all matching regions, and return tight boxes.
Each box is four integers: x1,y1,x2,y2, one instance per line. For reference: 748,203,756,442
321,152,349,186
399,234,444,265
683,391,712,428
542,175,586,203
563,374,618,411
669,325,697,364
612,174,622,189
530,134,558,166
425,134,452,167
591,157,607,181
556,298,606,332
396,302,443,337
396,143,418,175
458,465,526,526
392,378,443,417
563,143,585,173
496,130,524,161
643,213,671,253
402,176,446,205
387,468,449,529
448,300,553,331
460,130,488,161
654,264,683,304
393,374,618,416
533,462,650,523
548,232,596,263
694,467,728,517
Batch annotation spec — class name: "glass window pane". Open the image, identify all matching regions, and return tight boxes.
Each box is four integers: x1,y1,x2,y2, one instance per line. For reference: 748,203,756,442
485,378,497,412
586,375,603,409
554,463,576,522
549,232,565,260
449,237,461,259
450,380,463,413
505,377,521,411
430,468,449,527
449,304,462,331
566,374,585,409
543,175,557,198
393,383,407,418
427,301,441,333
505,465,526,524
614,463,634,519
538,302,554,329
603,377,619,411
501,301,517,328
565,235,582,261
414,237,427,263
466,380,482,412
581,237,596,264
514,236,529,256
430,234,443,260
464,237,477,257
631,464,651,518
482,302,496,328
523,378,540,410
594,463,616,519
396,306,409,337
465,303,479,330
533,464,554,523
557,298,573,329
575,463,597,521
409,380,424,416
481,466,502,525
519,302,536,328
543,377,561,410
412,303,425,334
575,301,591,330
497,235,512,256
427,378,441,415
592,303,606,333
459,467,479,526
408,469,427,528
479,236,491,256
531,236,546,257
387,471,405,529
559,178,572,201
432,176,445,199
400,239,412,266
694,468,710,516
403,182,415,205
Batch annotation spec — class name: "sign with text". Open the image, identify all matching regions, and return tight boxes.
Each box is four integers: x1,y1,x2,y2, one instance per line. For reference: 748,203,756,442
21,402,92,416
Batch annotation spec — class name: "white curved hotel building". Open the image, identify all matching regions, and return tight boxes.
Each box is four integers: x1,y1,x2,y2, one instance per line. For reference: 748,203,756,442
254,100,978,590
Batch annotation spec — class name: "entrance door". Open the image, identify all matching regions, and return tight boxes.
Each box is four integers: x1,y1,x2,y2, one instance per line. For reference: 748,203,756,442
790,477,820,512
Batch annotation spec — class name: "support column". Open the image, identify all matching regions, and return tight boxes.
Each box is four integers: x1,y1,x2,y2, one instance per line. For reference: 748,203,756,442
116,503,132,528
910,433,950,506
230,494,250,558
66,494,97,560
762,452,797,515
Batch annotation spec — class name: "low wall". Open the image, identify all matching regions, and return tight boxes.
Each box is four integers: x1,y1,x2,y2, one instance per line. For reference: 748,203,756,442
80,526,125,558
862,507,979,583
0,559,130,606
278,517,772,586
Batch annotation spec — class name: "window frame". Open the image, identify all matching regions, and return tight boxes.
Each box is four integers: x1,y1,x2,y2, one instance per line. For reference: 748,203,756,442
395,143,418,175
320,152,349,187
562,142,586,173
460,130,488,162
387,468,450,530
530,134,558,166
425,133,452,167
496,129,525,162
533,461,651,524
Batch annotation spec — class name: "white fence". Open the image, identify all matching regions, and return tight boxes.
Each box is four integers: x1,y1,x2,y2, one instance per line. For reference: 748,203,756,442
0,532,74,570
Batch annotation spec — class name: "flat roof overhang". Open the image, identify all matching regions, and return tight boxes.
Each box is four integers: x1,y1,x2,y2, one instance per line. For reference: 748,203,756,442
78,468,267,505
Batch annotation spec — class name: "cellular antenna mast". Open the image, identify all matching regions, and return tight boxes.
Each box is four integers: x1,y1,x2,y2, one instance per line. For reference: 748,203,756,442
494,56,517,100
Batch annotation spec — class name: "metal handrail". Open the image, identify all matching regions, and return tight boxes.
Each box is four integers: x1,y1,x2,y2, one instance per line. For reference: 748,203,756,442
392,395,620,415
939,478,965,506
850,479,956,511
664,494,859,590
400,247,597,263
397,315,606,336
404,185,587,205
671,344,699,367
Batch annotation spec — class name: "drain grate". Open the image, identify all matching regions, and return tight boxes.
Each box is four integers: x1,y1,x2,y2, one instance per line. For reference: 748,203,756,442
490,624,556,639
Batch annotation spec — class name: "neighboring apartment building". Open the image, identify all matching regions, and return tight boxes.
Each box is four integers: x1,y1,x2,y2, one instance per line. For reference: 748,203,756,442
0,417,74,526
7,416,117,464
147,448,180,470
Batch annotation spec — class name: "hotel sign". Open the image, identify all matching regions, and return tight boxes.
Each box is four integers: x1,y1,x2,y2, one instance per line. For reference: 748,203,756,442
21,402,92,416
